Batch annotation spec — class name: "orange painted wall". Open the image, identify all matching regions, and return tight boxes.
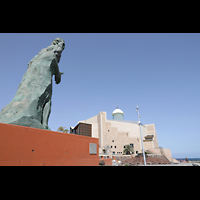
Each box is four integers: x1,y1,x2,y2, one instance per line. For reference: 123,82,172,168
99,158,112,166
0,123,99,166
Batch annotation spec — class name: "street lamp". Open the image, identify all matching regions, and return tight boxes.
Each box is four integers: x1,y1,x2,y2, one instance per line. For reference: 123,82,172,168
136,105,146,166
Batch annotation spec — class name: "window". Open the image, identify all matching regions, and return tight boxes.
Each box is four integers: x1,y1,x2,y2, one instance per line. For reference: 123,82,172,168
111,146,112,148
145,135,154,141
112,140,114,142
124,146,126,148
114,146,116,148
130,143,134,148
113,151,115,154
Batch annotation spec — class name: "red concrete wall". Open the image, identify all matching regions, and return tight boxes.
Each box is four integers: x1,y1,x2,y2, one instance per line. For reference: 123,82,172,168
0,123,99,166
99,158,112,166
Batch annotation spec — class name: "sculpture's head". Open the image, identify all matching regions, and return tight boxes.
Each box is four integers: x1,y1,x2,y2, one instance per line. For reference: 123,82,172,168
52,38,65,51
51,38,65,63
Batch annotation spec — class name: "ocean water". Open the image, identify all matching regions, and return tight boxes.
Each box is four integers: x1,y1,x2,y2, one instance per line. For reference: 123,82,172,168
176,158,200,161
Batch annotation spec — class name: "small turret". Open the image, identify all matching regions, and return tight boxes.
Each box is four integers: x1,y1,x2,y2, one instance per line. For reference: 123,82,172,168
112,106,124,120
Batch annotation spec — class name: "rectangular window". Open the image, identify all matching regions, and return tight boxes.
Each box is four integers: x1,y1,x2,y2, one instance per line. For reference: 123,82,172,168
130,143,134,148
112,140,114,142
114,146,116,148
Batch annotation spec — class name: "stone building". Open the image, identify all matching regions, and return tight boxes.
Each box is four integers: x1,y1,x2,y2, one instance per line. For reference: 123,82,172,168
70,107,173,162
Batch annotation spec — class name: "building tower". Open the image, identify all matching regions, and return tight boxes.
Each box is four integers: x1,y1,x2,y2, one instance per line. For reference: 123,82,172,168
112,106,124,120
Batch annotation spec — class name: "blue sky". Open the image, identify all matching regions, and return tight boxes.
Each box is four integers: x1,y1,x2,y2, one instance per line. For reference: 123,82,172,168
0,33,199,158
